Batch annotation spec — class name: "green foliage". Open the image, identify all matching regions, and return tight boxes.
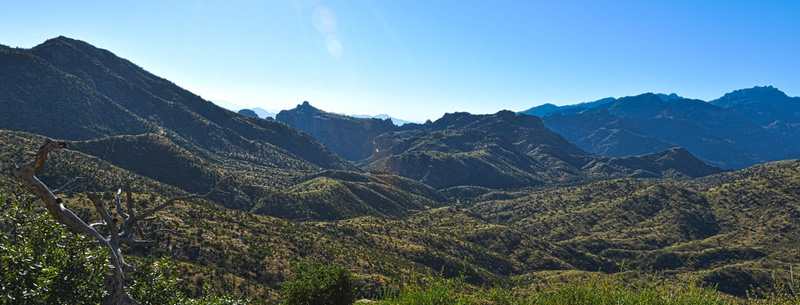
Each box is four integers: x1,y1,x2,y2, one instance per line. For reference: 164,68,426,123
128,257,248,305
527,275,727,305
380,273,732,305
0,190,246,305
279,261,357,305
381,274,474,305
0,191,107,304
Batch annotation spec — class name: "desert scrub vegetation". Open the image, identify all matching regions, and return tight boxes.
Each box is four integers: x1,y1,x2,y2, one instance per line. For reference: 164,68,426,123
279,261,357,305
378,271,800,305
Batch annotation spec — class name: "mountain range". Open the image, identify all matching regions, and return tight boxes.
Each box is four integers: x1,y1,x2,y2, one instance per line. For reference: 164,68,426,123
278,103,722,189
0,36,441,220
521,88,800,169
2,36,799,302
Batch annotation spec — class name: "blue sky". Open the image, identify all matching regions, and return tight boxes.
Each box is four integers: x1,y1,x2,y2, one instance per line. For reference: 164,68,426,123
2,1,799,121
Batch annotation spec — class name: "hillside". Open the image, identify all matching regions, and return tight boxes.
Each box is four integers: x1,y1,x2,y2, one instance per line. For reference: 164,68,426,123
250,170,447,220
1,36,356,181
277,105,722,189
7,136,795,301
531,90,800,169
467,159,800,296
362,111,721,188
0,37,465,220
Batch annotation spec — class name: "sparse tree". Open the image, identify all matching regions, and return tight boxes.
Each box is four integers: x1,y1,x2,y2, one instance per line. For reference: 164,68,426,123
9,139,228,305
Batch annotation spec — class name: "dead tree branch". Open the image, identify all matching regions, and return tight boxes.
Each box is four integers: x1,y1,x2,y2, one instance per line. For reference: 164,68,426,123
9,139,228,305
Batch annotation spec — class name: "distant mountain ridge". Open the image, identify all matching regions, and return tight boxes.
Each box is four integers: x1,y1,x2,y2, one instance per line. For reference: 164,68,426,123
523,89,800,169
278,102,722,189
349,113,417,126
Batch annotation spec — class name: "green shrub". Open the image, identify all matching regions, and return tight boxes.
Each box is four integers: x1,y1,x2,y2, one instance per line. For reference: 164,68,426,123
382,275,474,305
379,272,734,305
128,257,248,305
0,191,107,304
0,190,246,305
279,261,357,305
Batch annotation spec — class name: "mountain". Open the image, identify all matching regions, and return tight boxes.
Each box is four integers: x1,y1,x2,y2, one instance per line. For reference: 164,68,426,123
364,129,548,189
537,91,800,169
276,103,721,189
710,86,800,151
518,97,616,117
237,109,259,118
5,37,726,192
1,37,463,220
710,86,800,126
351,113,416,126
251,107,277,119
542,110,675,157
362,111,721,188
656,93,682,101
276,101,399,161
1,36,354,175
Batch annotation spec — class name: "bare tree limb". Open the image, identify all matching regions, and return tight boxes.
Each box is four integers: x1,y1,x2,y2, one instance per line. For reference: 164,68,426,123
10,139,138,305
114,188,130,219
87,193,132,272
30,176,83,201
89,222,108,230
138,176,230,220
9,139,230,305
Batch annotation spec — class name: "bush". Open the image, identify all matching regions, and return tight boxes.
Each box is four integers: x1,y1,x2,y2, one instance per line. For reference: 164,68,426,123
128,257,248,305
382,274,474,305
0,191,107,304
0,190,246,305
279,261,357,305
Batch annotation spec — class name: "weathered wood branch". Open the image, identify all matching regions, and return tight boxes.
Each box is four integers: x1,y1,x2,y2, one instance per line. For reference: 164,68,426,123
136,176,230,220
114,189,130,219
9,139,139,305
30,176,82,201
10,139,230,305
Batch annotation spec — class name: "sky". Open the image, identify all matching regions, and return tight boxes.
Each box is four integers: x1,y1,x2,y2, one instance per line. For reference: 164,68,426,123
1,1,799,122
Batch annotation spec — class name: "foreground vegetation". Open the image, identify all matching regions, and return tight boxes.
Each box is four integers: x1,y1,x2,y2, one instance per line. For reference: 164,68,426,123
0,191,246,304
379,275,799,305
2,187,800,304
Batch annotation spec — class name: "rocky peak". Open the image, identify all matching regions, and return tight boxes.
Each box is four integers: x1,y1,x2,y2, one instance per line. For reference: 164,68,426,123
717,86,789,102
